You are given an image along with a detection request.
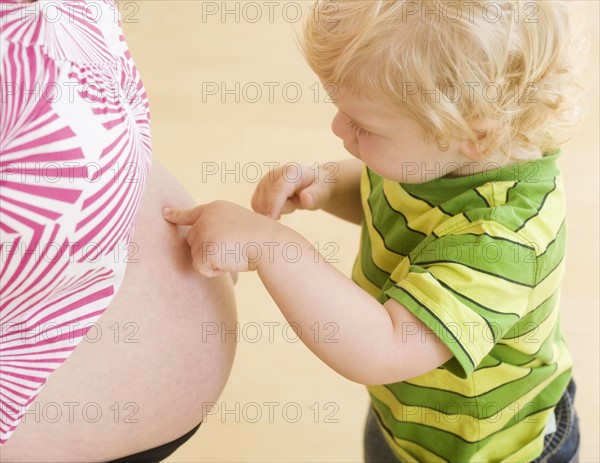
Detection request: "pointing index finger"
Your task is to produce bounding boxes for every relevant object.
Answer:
[162,205,204,226]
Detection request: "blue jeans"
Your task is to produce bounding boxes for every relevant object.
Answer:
[364,379,580,463]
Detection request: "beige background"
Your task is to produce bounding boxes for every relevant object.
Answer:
[120,2,599,461]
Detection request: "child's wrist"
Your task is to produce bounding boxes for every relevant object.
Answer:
[253,220,297,272]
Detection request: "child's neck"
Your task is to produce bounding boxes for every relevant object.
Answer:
[448,148,544,179]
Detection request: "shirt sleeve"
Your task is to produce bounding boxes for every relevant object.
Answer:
[382,225,539,378]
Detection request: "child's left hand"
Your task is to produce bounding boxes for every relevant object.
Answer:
[162,201,280,277]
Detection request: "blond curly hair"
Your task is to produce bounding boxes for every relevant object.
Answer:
[303,0,586,159]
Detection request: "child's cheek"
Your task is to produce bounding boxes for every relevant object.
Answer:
[359,140,383,175]
[358,138,385,174]
[360,138,404,181]
[343,140,361,160]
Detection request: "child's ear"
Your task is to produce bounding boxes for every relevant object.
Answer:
[460,138,483,161]
[459,118,499,160]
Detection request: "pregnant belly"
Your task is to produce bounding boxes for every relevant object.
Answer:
[1,162,237,462]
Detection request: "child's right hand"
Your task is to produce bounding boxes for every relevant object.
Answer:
[251,164,335,219]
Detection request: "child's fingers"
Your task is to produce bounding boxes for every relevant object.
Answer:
[191,255,227,278]
[298,189,318,210]
[162,206,204,226]
[251,183,268,216]
[298,180,331,211]
[250,185,261,213]
[265,175,299,219]
[280,195,301,215]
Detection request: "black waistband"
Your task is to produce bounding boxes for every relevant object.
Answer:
[106,421,202,463]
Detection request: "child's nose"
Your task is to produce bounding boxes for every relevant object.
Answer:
[331,111,351,140]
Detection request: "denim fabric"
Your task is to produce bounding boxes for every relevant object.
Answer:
[364,380,580,463]
[532,380,580,463]
[364,406,404,463]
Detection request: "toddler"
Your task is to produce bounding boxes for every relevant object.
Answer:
[164,1,584,461]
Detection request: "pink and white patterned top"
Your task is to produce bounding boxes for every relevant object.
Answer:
[0,0,151,443]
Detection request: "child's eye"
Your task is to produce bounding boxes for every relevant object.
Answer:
[347,119,371,137]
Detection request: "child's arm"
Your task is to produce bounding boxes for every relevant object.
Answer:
[257,223,453,385]
[321,158,363,224]
[251,158,363,225]
[163,202,452,385]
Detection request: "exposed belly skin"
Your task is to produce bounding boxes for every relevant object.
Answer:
[1,162,237,462]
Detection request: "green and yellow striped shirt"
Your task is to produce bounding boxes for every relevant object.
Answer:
[352,151,573,462]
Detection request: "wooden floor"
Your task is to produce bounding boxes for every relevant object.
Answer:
[120,2,599,461]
